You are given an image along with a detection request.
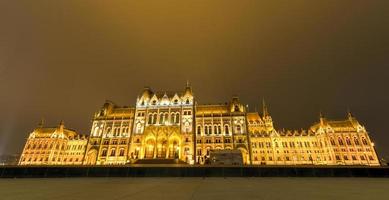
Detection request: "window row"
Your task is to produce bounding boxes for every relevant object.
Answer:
[148,112,180,125]
[196,125,243,135]
[330,137,369,146]
[101,148,126,157]
[102,140,127,145]
[335,155,375,161]
[21,156,81,163]
[26,143,65,150]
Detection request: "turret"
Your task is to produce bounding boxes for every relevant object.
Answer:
[184,81,193,96]
[230,96,244,112]
[58,120,65,132]
[262,99,269,117]
[141,86,153,99]
[319,112,325,126]
[261,99,274,129]
[38,118,45,128]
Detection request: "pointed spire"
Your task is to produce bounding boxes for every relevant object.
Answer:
[184,80,192,95]
[262,98,269,117]
[38,118,45,128]
[347,109,354,120]
[319,111,325,125]
[59,120,65,131]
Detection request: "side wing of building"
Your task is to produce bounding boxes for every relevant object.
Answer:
[195,96,250,164]
[84,101,135,165]
[19,121,88,165]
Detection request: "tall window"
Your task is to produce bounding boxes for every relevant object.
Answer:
[160,113,165,124]
[164,113,168,124]
[153,113,157,124]
[136,123,142,133]
[354,138,360,145]
[338,138,344,146]
[110,148,116,156]
[362,138,368,145]
[346,138,352,145]
[236,125,241,133]
[148,114,153,124]
[330,138,336,146]
[197,126,201,135]
[225,125,229,134]
[175,113,180,124]
[119,149,125,156]
[204,125,208,134]
[102,149,107,156]
[171,113,175,124]
[170,113,180,124]
[94,127,100,136]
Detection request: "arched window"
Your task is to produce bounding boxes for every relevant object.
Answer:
[225,125,229,134]
[354,138,360,145]
[204,125,208,134]
[234,105,239,112]
[214,126,218,134]
[119,149,125,156]
[101,149,107,156]
[362,138,368,145]
[106,127,111,134]
[153,113,157,124]
[160,113,165,124]
[218,126,222,134]
[330,138,336,146]
[197,126,201,134]
[136,123,142,133]
[148,114,153,124]
[208,126,212,134]
[164,113,168,123]
[94,127,99,136]
[123,127,129,134]
[346,138,352,145]
[338,138,344,146]
[110,148,116,156]
[186,99,190,104]
[175,113,180,124]
[236,125,241,133]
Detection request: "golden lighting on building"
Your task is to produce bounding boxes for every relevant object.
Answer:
[18,83,380,166]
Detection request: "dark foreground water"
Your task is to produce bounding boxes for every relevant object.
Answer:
[0,178,388,200]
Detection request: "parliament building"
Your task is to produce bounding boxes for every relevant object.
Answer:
[18,83,380,166]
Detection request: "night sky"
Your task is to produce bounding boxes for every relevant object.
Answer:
[1,1,388,158]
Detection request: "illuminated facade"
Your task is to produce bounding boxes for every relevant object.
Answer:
[19,83,380,166]
[248,110,379,166]
[19,121,88,165]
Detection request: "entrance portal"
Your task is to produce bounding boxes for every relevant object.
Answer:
[144,139,155,159]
